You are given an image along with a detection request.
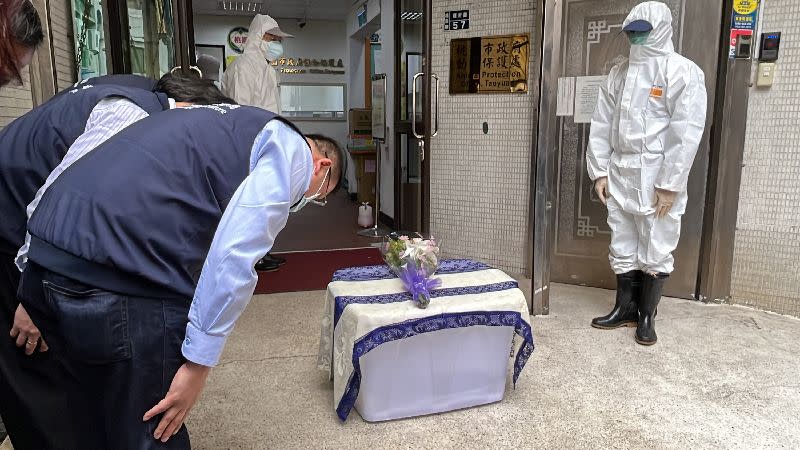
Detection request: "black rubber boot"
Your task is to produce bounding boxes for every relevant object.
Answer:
[591,270,643,329]
[636,273,668,345]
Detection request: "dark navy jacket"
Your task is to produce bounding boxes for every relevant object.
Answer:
[0,84,169,254]
[27,105,304,300]
[56,74,158,97]
[79,74,158,91]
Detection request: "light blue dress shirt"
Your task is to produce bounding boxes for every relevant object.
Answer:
[182,119,312,367]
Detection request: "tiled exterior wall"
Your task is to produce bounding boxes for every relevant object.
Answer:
[0,72,34,130]
[731,0,800,317]
[429,0,539,275]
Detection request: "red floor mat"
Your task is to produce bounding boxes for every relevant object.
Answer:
[254,247,383,294]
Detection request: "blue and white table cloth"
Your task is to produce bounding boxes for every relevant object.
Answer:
[317,259,535,421]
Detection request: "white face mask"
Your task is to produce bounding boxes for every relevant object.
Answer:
[289,169,329,213]
[266,41,284,61]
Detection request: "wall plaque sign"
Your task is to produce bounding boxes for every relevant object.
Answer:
[228,27,248,54]
[271,57,346,75]
[449,33,530,94]
[444,10,470,31]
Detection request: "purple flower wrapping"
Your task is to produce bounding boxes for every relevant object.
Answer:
[396,261,443,308]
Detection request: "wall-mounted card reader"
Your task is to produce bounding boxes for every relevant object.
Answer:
[759,32,781,62]
[735,33,753,59]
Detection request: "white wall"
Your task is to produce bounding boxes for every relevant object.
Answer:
[194,15,251,50]
[275,19,349,154]
[193,15,350,163]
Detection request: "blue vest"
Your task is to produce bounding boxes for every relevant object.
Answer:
[56,74,158,97]
[27,105,303,300]
[0,84,169,254]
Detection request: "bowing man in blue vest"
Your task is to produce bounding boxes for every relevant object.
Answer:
[16,103,342,448]
[0,73,231,449]
[59,73,160,96]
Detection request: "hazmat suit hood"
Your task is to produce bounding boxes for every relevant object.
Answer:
[243,14,291,60]
[222,13,287,111]
[623,1,675,61]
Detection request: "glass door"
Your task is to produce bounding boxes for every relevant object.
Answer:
[103,0,194,77]
[125,0,175,77]
[395,0,434,234]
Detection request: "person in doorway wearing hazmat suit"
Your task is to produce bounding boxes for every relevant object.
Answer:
[586,1,707,345]
[222,13,291,114]
[222,13,294,272]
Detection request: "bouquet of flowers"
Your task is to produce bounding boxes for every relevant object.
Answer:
[381,232,441,309]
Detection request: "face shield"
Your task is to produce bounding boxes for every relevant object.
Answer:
[622,19,654,46]
[626,30,652,45]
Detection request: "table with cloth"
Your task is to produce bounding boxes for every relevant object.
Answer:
[317,259,535,422]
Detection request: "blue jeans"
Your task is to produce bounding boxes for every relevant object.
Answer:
[18,262,192,449]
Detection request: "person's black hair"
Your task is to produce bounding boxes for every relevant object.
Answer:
[12,0,43,47]
[306,133,344,194]
[0,0,44,86]
[154,72,236,105]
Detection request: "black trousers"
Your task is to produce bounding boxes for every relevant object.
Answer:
[18,262,192,449]
[0,255,78,450]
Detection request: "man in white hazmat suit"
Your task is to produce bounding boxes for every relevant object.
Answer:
[222,13,293,272]
[586,1,707,345]
[222,14,291,113]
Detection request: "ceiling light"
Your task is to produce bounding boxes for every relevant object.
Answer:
[217,1,262,12]
[400,11,423,21]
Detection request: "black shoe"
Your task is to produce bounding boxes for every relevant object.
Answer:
[635,273,668,346]
[591,270,643,329]
[255,257,280,272]
[265,253,286,266]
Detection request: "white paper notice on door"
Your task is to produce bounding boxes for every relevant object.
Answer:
[573,75,607,123]
[556,77,575,117]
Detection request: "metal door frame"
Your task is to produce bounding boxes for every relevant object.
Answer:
[173,0,196,72]
[421,0,432,235]
[531,0,565,314]
[696,0,753,303]
[393,0,434,235]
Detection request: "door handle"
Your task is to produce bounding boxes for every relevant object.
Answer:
[431,73,439,138]
[412,72,424,139]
